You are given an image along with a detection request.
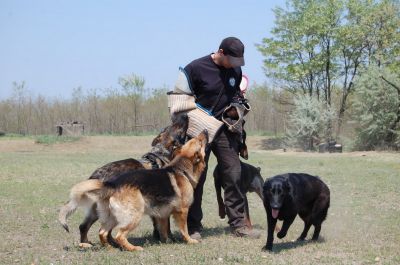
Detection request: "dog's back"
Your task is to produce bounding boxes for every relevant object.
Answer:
[287,173,330,203]
[90,159,145,181]
[104,168,177,206]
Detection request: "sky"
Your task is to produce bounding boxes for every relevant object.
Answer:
[0,0,286,100]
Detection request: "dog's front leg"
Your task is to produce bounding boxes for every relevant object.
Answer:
[244,196,252,228]
[277,215,296,239]
[151,217,161,241]
[155,217,170,243]
[262,207,277,251]
[172,209,198,244]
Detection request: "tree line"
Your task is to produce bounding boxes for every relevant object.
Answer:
[0,78,286,137]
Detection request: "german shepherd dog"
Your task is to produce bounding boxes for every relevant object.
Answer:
[214,162,264,228]
[262,173,330,251]
[75,114,189,247]
[59,130,208,251]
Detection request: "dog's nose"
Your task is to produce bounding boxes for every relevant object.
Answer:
[202,129,209,143]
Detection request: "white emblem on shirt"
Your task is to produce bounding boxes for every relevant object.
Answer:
[229,77,235,87]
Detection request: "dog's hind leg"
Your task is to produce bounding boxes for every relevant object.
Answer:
[172,209,198,244]
[110,191,145,251]
[298,221,312,241]
[79,203,98,247]
[244,196,252,228]
[114,222,143,251]
[214,167,226,219]
[111,209,143,251]
[310,195,330,240]
[277,215,295,239]
[311,224,321,240]
[99,218,118,248]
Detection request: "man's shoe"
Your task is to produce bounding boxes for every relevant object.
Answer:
[232,227,262,239]
[189,231,202,241]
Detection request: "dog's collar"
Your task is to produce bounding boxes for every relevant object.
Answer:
[140,143,171,169]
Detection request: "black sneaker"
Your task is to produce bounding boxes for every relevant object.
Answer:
[232,227,262,239]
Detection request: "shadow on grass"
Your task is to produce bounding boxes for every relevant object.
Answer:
[124,226,231,247]
[199,226,231,238]
[270,236,327,253]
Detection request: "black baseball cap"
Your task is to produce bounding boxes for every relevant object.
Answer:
[219,37,245,67]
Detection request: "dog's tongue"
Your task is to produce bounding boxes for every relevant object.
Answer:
[271,209,279,219]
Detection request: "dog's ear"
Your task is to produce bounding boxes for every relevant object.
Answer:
[151,126,169,146]
[283,178,291,193]
[257,167,261,173]
[171,113,189,144]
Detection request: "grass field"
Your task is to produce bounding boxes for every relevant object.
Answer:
[0,136,399,265]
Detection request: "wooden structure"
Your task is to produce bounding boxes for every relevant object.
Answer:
[56,121,84,136]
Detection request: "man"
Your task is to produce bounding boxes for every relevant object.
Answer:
[183,37,261,239]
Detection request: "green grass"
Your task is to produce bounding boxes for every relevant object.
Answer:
[0,137,399,264]
[34,135,82,145]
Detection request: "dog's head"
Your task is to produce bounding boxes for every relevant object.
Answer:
[151,114,189,159]
[178,130,209,179]
[263,176,291,219]
[247,166,264,200]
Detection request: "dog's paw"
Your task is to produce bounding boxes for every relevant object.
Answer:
[218,209,226,219]
[187,238,199,244]
[125,245,143,251]
[261,245,273,252]
[78,242,93,248]
[277,231,287,239]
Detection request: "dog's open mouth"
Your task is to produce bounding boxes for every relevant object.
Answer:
[271,208,279,219]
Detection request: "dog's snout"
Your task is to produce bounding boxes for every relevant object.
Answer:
[271,204,280,210]
[201,129,209,143]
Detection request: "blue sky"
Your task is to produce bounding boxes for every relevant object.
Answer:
[0,0,286,99]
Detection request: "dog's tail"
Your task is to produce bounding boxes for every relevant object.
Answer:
[58,179,103,233]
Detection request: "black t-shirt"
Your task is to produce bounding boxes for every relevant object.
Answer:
[184,54,242,119]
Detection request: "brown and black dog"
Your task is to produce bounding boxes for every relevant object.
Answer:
[213,161,264,228]
[59,130,208,251]
[75,114,189,247]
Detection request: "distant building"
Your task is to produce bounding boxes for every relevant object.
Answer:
[56,121,84,136]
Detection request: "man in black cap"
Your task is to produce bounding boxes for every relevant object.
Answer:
[183,37,261,239]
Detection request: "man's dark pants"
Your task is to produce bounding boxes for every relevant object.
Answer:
[187,128,246,232]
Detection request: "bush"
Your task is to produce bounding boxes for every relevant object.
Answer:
[286,95,335,151]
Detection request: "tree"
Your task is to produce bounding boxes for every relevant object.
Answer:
[118,73,145,131]
[257,0,343,105]
[352,64,400,149]
[335,0,400,135]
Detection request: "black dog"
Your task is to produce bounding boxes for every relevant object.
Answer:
[214,162,264,228]
[262,173,330,251]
